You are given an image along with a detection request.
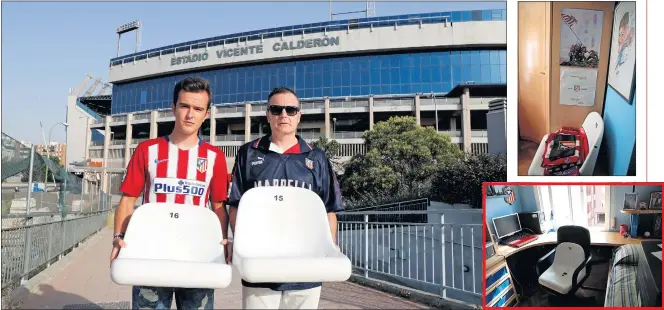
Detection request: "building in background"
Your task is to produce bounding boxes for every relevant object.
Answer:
[35,142,67,165]
[66,9,507,181]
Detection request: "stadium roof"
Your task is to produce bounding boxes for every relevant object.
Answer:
[78,95,112,116]
[443,83,506,97]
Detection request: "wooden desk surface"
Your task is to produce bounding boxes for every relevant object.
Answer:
[494,231,644,257]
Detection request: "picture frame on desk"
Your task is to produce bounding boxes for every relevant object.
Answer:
[649,191,661,210]
[623,192,637,210]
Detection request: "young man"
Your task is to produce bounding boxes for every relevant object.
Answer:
[226,87,344,309]
[109,77,229,310]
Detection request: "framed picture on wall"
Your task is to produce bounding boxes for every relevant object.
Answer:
[607,1,636,102]
[623,192,637,210]
[649,191,662,210]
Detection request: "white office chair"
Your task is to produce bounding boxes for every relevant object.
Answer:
[110,203,233,289]
[528,111,604,176]
[536,225,600,306]
[232,186,352,283]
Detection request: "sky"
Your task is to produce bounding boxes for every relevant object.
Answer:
[1,1,506,145]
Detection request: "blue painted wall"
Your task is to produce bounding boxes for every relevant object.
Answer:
[485,186,523,237]
[602,85,636,176]
[517,186,538,212]
[610,185,661,232]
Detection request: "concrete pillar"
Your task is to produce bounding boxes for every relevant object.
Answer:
[414,95,421,125]
[124,114,133,168]
[461,87,472,153]
[102,115,111,192]
[209,106,216,144]
[84,118,92,161]
[324,98,331,139]
[369,96,374,130]
[450,117,457,132]
[244,103,252,142]
[150,111,158,138]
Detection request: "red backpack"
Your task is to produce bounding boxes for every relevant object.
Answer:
[540,127,589,176]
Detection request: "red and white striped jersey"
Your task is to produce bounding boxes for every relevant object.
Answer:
[119,136,228,208]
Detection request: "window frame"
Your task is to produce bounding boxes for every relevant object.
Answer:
[533,185,611,232]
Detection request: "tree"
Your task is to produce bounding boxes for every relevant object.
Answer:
[341,116,464,207]
[431,153,507,208]
[312,136,343,172]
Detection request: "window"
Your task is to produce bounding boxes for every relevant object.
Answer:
[535,185,610,231]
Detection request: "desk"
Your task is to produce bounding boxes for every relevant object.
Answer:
[494,231,644,258]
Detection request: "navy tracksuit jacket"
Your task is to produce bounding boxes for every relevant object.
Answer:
[228,134,344,291]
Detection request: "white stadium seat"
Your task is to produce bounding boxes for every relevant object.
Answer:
[232,186,352,283]
[110,203,233,289]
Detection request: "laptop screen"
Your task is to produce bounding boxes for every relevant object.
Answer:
[493,213,522,239]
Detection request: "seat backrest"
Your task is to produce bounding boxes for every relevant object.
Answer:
[580,112,604,174]
[552,242,587,269]
[234,186,334,257]
[117,203,225,263]
[556,225,591,259]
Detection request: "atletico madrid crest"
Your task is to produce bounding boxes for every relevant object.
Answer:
[504,186,515,205]
[197,158,208,173]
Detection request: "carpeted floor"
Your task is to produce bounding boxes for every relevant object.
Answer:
[517,262,608,307]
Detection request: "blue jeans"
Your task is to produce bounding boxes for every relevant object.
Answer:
[132,286,214,309]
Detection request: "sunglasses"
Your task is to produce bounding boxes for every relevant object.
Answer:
[268,105,300,116]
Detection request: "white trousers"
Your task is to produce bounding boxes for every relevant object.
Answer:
[242,286,322,309]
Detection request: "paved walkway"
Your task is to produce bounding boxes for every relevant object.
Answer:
[18,228,430,309]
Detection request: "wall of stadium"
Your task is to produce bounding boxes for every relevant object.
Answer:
[108,21,506,115]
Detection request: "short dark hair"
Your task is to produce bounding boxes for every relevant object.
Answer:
[620,12,629,29]
[173,77,212,109]
[267,87,298,103]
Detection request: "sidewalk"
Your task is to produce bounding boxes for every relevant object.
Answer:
[18,228,429,309]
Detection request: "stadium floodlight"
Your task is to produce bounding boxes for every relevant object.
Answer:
[116,20,140,34]
[116,20,142,57]
[330,0,375,21]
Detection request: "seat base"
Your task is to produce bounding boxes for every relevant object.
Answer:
[538,265,587,295]
[111,258,233,289]
[234,255,352,283]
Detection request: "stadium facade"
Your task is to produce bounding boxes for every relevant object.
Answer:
[66,10,507,183]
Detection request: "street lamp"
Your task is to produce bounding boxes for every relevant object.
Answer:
[431,92,438,132]
[332,118,337,139]
[44,122,69,187]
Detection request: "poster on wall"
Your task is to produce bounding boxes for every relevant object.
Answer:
[560,67,597,106]
[607,2,636,102]
[559,8,604,106]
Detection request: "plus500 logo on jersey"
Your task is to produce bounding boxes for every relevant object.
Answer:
[153,178,207,196]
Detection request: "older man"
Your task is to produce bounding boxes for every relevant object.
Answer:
[226,86,343,309]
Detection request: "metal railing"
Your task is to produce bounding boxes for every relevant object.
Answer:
[109,14,455,66]
[330,100,369,109]
[336,209,482,305]
[1,211,110,290]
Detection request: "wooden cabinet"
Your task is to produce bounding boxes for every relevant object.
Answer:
[518,2,615,143]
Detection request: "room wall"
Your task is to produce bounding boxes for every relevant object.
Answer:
[610,185,661,232]
[517,186,538,212]
[601,87,636,176]
[485,186,523,238]
[600,1,637,176]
